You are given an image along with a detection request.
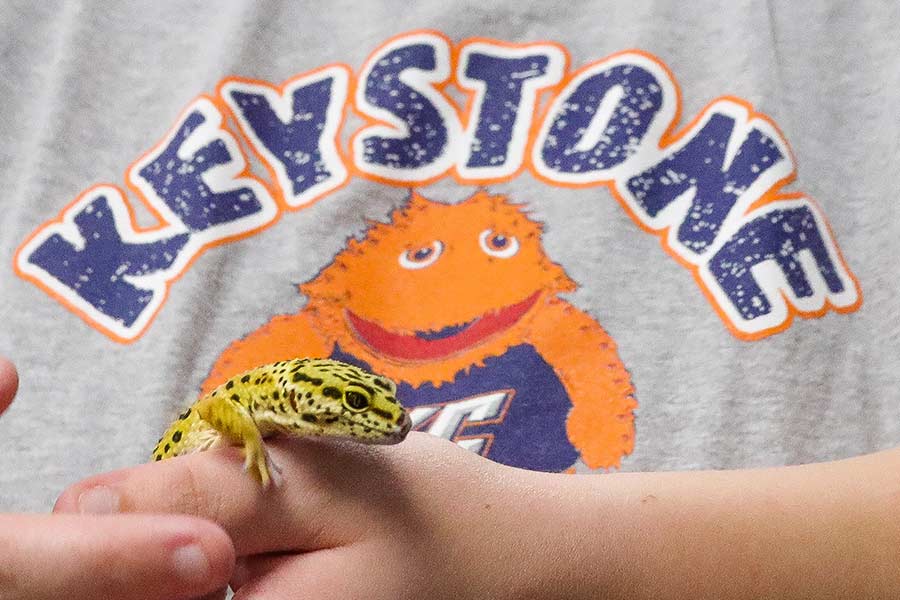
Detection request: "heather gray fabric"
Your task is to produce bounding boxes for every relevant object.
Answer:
[1,0,899,512]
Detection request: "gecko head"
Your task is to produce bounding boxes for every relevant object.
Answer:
[300,359,411,444]
[336,377,411,444]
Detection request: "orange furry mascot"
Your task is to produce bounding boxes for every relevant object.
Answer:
[204,191,636,469]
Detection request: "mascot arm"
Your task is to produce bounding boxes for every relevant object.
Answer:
[527,298,637,470]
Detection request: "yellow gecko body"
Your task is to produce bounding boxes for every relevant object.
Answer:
[152,358,411,487]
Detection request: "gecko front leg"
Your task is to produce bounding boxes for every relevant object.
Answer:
[193,395,279,488]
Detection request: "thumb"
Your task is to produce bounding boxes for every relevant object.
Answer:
[0,356,18,416]
[0,513,234,600]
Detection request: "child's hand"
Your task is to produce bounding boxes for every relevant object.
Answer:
[0,357,234,600]
[56,418,900,599]
[55,432,571,599]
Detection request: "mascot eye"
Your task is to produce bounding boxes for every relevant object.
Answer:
[344,390,370,412]
[479,229,519,258]
[399,241,443,269]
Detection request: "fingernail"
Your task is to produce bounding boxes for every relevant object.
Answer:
[171,543,211,583]
[77,485,120,514]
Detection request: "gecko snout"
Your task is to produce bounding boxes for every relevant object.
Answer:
[398,412,412,437]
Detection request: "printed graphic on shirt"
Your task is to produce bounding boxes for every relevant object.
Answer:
[14,30,861,345]
[201,191,636,472]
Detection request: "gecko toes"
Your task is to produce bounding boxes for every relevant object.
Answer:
[267,455,284,487]
[243,444,274,489]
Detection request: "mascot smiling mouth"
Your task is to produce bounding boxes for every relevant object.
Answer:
[346,291,541,361]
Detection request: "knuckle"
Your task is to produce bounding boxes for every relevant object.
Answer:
[170,457,225,523]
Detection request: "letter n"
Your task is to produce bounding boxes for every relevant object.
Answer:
[620,100,794,260]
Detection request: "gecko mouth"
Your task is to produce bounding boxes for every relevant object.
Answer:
[344,414,411,444]
[345,291,540,361]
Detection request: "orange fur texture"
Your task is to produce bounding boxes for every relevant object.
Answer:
[204,191,636,469]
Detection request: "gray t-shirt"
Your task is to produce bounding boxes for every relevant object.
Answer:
[2,0,898,512]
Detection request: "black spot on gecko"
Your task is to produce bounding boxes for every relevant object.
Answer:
[289,393,299,412]
[241,375,251,384]
[307,398,314,406]
[371,407,393,421]
[292,372,323,386]
[321,386,342,400]
[226,380,234,390]
[374,378,392,391]
[179,408,192,420]
[384,396,398,405]
[164,443,170,452]
[231,394,241,402]
[155,454,162,461]
[325,416,339,424]
[301,413,318,423]
[172,430,182,443]
[273,391,280,401]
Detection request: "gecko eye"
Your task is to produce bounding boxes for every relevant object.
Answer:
[344,390,370,412]
[479,229,519,258]
[399,241,443,269]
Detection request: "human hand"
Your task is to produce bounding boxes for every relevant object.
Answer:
[54,432,583,599]
[0,356,18,415]
[54,403,900,600]
[0,357,235,600]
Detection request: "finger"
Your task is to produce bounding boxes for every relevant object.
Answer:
[231,543,410,600]
[228,553,300,592]
[192,588,228,600]
[56,436,430,556]
[0,356,19,416]
[55,442,353,556]
[0,513,234,600]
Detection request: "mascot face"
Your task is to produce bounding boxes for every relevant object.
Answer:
[301,191,575,381]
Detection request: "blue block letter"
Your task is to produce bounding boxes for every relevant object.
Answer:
[625,104,791,256]
[704,201,859,334]
[535,57,667,182]
[17,188,189,340]
[457,43,564,179]
[130,98,277,234]
[353,32,462,182]
[221,66,349,207]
